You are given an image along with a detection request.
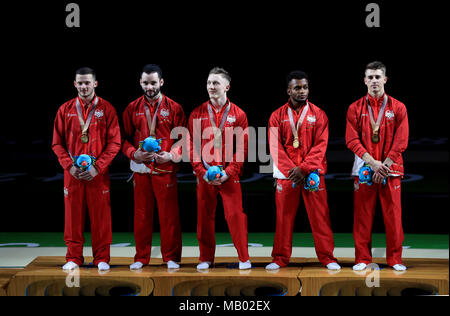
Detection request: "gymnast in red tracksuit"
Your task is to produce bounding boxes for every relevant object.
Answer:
[267,70,340,271]
[52,67,121,271]
[122,64,186,270]
[188,67,251,270]
[346,61,409,271]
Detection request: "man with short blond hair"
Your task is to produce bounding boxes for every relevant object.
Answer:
[188,67,251,270]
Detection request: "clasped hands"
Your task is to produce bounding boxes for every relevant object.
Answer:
[288,167,305,186]
[70,165,98,181]
[370,160,391,184]
[205,171,229,186]
[133,148,173,164]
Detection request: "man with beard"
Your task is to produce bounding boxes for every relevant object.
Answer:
[188,67,251,270]
[266,70,340,271]
[52,67,121,271]
[346,61,409,271]
[122,64,186,270]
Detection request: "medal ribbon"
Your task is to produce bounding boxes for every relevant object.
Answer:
[140,95,171,174]
[143,94,163,137]
[366,94,388,138]
[287,102,309,145]
[205,100,231,167]
[75,96,99,137]
[207,100,231,143]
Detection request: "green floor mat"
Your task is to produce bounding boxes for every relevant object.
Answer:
[0,232,448,249]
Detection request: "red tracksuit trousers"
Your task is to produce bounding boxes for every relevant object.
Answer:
[353,176,404,266]
[196,177,250,263]
[133,172,182,264]
[64,171,112,266]
[272,177,337,267]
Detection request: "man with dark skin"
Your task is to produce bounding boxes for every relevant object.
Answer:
[267,71,339,270]
[287,78,309,185]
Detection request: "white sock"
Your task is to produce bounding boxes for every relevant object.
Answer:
[326,262,341,270]
[239,260,252,270]
[130,262,144,270]
[167,260,180,269]
[97,262,110,271]
[265,263,281,270]
[62,261,79,271]
[392,264,407,271]
[352,263,367,271]
[196,262,211,270]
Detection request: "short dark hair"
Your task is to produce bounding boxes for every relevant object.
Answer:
[142,64,163,79]
[75,67,96,80]
[209,67,231,83]
[286,70,308,87]
[366,61,386,75]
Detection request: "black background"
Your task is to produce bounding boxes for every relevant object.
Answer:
[0,1,448,234]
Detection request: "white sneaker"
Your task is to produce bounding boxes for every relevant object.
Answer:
[326,262,341,270]
[167,260,180,269]
[265,263,281,270]
[239,260,251,270]
[62,261,79,271]
[196,262,211,270]
[97,262,110,271]
[352,263,368,271]
[130,261,144,270]
[392,264,407,271]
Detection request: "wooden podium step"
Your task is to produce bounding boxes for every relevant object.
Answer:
[1,256,448,296]
[295,258,449,296]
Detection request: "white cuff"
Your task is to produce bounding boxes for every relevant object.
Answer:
[130,160,151,173]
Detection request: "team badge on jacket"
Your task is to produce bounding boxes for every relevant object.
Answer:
[307,115,316,123]
[160,108,170,118]
[227,115,236,124]
[94,110,104,118]
[385,110,395,120]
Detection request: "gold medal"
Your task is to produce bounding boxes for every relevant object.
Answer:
[367,95,387,146]
[81,133,89,144]
[371,133,380,144]
[288,104,309,151]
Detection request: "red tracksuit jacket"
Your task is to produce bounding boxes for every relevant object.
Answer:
[269,100,329,177]
[346,94,409,176]
[188,100,248,179]
[52,96,121,173]
[122,95,187,172]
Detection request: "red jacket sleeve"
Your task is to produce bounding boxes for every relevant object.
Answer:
[188,110,207,179]
[268,110,296,177]
[121,104,138,160]
[387,102,409,162]
[169,103,188,162]
[224,111,248,178]
[93,105,121,174]
[299,109,329,175]
[345,102,368,158]
[52,105,74,171]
